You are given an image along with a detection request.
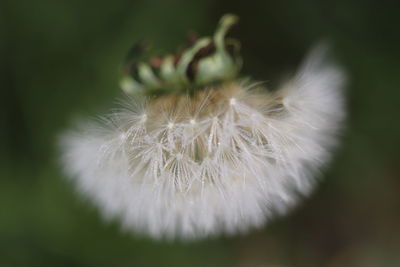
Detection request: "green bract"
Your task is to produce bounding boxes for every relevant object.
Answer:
[120,14,242,96]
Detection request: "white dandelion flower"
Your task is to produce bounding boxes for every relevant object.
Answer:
[60,14,346,240]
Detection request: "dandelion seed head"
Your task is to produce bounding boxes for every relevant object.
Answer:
[61,47,345,240]
[59,15,346,240]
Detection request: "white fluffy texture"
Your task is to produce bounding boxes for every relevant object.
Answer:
[60,47,345,240]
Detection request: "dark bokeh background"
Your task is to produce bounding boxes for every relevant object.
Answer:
[1,0,400,266]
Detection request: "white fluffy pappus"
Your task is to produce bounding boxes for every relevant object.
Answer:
[60,46,346,240]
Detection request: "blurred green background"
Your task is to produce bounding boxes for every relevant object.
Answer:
[1,0,400,266]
